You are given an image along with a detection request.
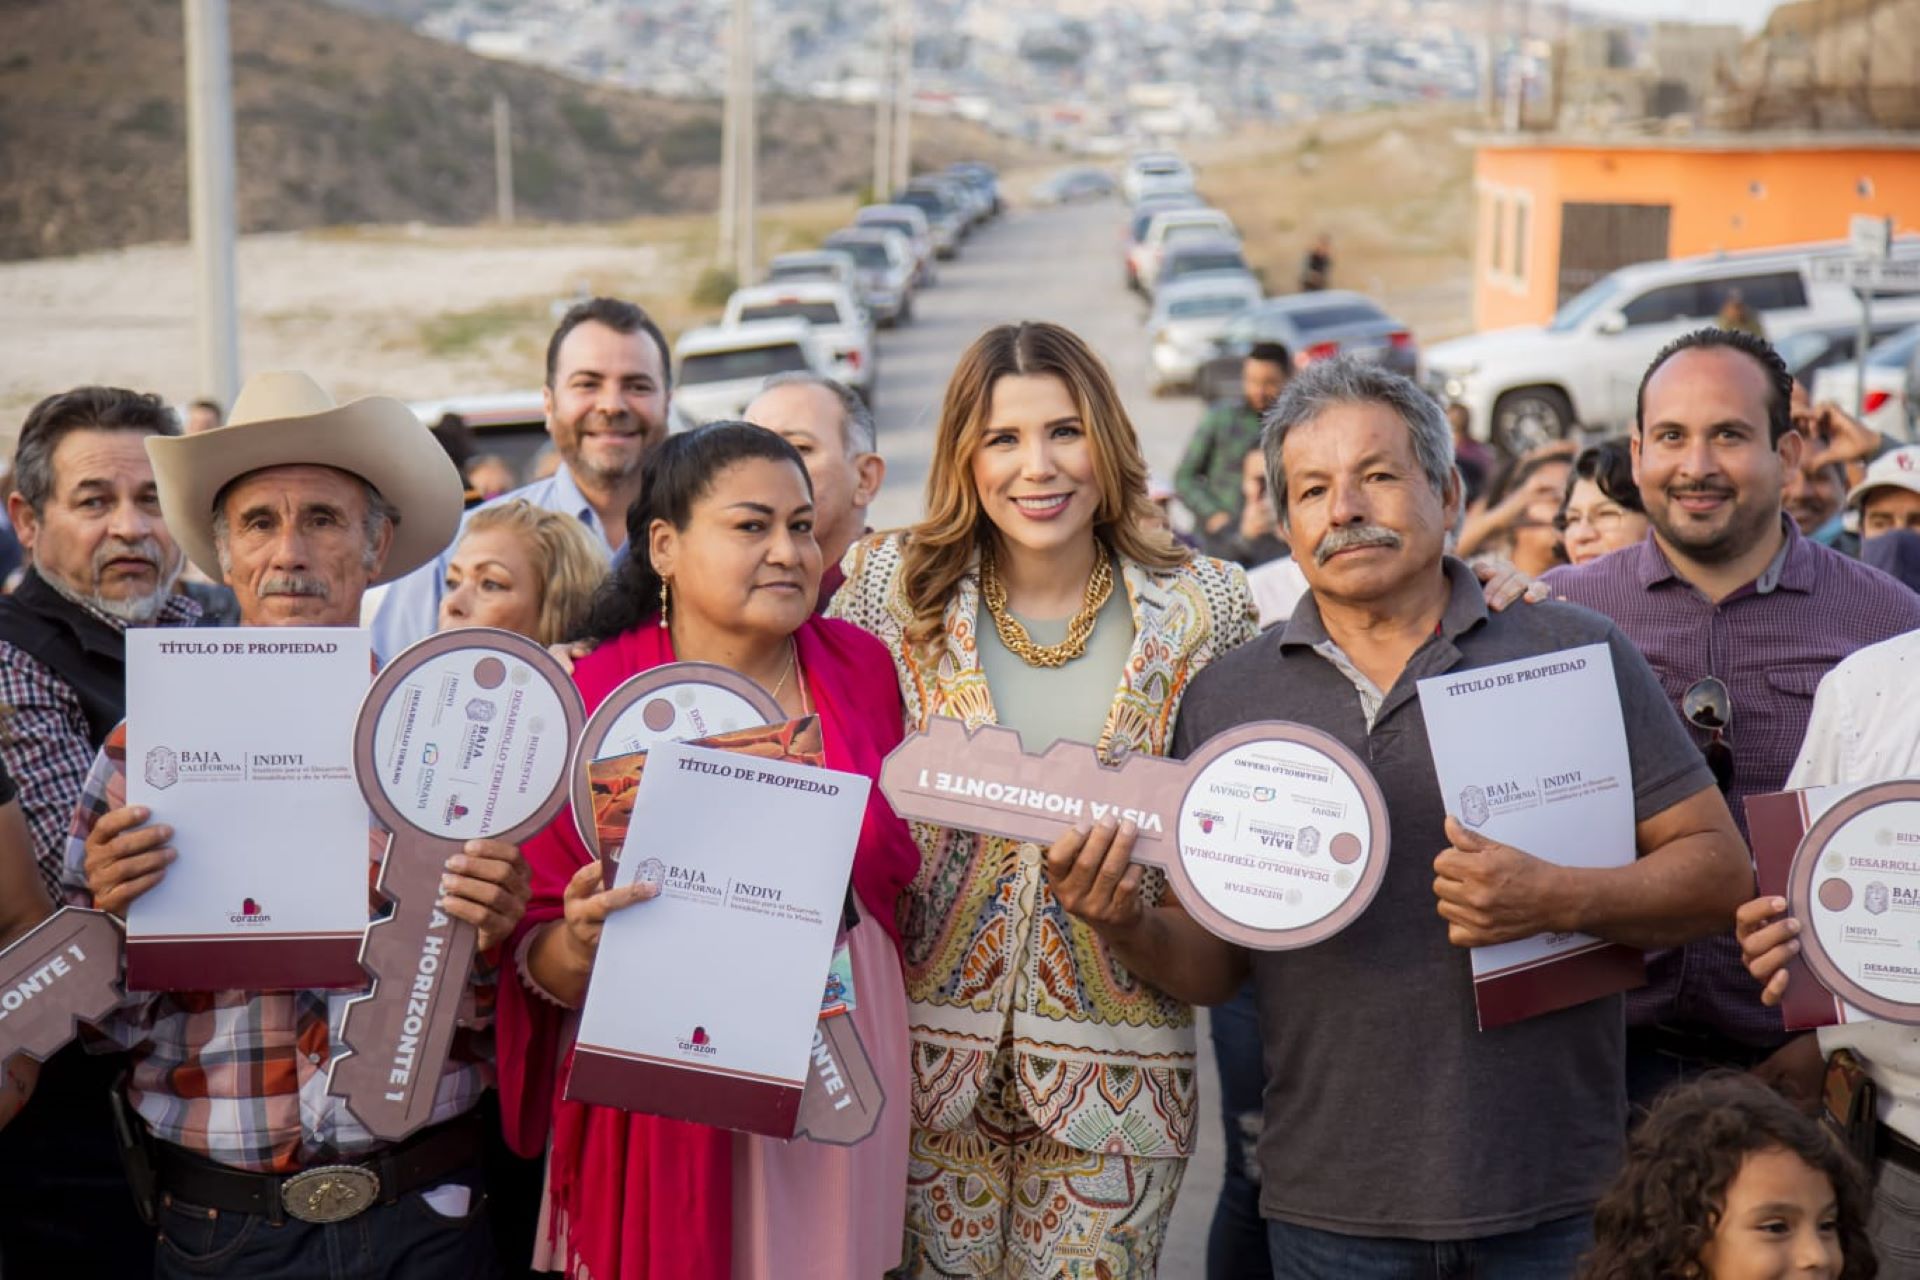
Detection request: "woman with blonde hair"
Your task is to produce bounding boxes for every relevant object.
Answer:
[438,498,609,646]
[831,321,1258,1276]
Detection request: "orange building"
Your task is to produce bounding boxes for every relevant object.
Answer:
[1469,134,1920,330]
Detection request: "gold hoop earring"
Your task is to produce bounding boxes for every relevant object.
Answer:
[658,577,670,629]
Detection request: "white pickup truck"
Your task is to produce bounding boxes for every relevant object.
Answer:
[722,282,877,405]
[1426,240,1920,451]
[673,320,832,427]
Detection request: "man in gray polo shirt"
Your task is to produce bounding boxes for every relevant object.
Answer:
[1046,358,1750,1278]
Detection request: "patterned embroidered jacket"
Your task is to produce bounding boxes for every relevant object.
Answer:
[830,532,1258,1158]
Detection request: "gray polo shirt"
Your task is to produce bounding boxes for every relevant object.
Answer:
[1172,557,1715,1240]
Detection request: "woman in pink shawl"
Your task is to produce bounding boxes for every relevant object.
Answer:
[495,423,919,1279]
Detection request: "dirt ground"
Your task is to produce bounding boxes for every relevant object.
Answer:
[0,196,858,443]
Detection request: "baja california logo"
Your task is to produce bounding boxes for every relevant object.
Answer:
[1867,881,1891,916]
[228,896,271,925]
[1296,825,1322,858]
[1460,785,1490,828]
[465,698,496,724]
[144,746,178,791]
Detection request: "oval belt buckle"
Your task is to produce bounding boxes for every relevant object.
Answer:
[280,1164,381,1224]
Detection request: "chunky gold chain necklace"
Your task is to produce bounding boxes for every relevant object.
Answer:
[980,548,1115,669]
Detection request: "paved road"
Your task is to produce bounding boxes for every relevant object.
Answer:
[857,197,1232,1276]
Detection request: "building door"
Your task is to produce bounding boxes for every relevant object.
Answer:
[1557,203,1672,308]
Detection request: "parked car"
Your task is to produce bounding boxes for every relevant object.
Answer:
[1773,318,1920,384]
[892,186,964,258]
[823,228,916,325]
[673,320,830,426]
[765,249,860,292]
[1149,236,1253,298]
[1147,275,1264,395]
[1034,165,1117,205]
[947,163,1003,219]
[1121,193,1206,286]
[1425,239,1920,451]
[918,173,988,228]
[1123,152,1195,205]
[1194,292,1418,404]
[1810,323,1920,442]
[406,391,547,479]
[721,281,876,404]
[854,204,937,286]
[1128,207,1239,296]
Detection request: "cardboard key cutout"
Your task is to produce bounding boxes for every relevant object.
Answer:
[568,662,784,878]
[1787,780,1920,1025]
[329,629,584,1140]
[0,908,124,1073]
[882,718,1391,950]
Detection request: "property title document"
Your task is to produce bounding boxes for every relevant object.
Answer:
[1418,642,1645,1029]
[124,628,372,991]
[568,740,869,1138]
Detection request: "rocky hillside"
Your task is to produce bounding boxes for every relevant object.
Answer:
[1711,0,1920,129]
[0,0,1026,261]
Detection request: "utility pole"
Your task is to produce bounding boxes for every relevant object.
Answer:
[1481,0,1502,123]
[890,0,912,192]
[184,0,239,408]
[492,93,515,225]
[717,12,739,269]
[872,21,893,199]
[732,0,756,285]
[718,0,755,278]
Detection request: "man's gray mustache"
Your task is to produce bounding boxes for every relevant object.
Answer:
[259,574,329,598]
[91,537,161,578]
[1314,525,1403,566]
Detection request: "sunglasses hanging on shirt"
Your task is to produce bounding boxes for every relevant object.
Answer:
[1681,675,1734,794]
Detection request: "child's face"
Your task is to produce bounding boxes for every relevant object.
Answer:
[1699,1148,1843,1280]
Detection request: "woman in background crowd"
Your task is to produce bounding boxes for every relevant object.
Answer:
[496,423,918,1280]
[1457,444,1574,577]
[1558,439,1650,567]
[438,499,608,646]
[831,321,1258,1277]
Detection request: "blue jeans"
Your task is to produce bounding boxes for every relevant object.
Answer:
[1208,982,1270,1280]
[1266,1212,1594,1280]
[154,1166,500,1279]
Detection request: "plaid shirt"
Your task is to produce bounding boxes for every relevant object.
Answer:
[1545,518,1920,1046]
[63,724,496,1173]
[0,590,199,899]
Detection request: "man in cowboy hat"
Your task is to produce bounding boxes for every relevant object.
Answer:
[60,372,530,1278]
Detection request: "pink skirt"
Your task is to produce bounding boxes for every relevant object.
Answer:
[732,912,911,1279]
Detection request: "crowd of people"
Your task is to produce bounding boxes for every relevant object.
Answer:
[0,286,1918,1280]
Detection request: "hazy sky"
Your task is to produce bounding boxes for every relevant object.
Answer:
[1575,0,1788,30]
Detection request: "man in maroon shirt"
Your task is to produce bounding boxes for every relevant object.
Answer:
[1546,327,1920,1111]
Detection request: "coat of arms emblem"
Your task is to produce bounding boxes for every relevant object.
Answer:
[144,746,178,791]
[1460,785,1489,827]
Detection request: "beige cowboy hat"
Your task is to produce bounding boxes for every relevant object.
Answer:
[148,370,463,585]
